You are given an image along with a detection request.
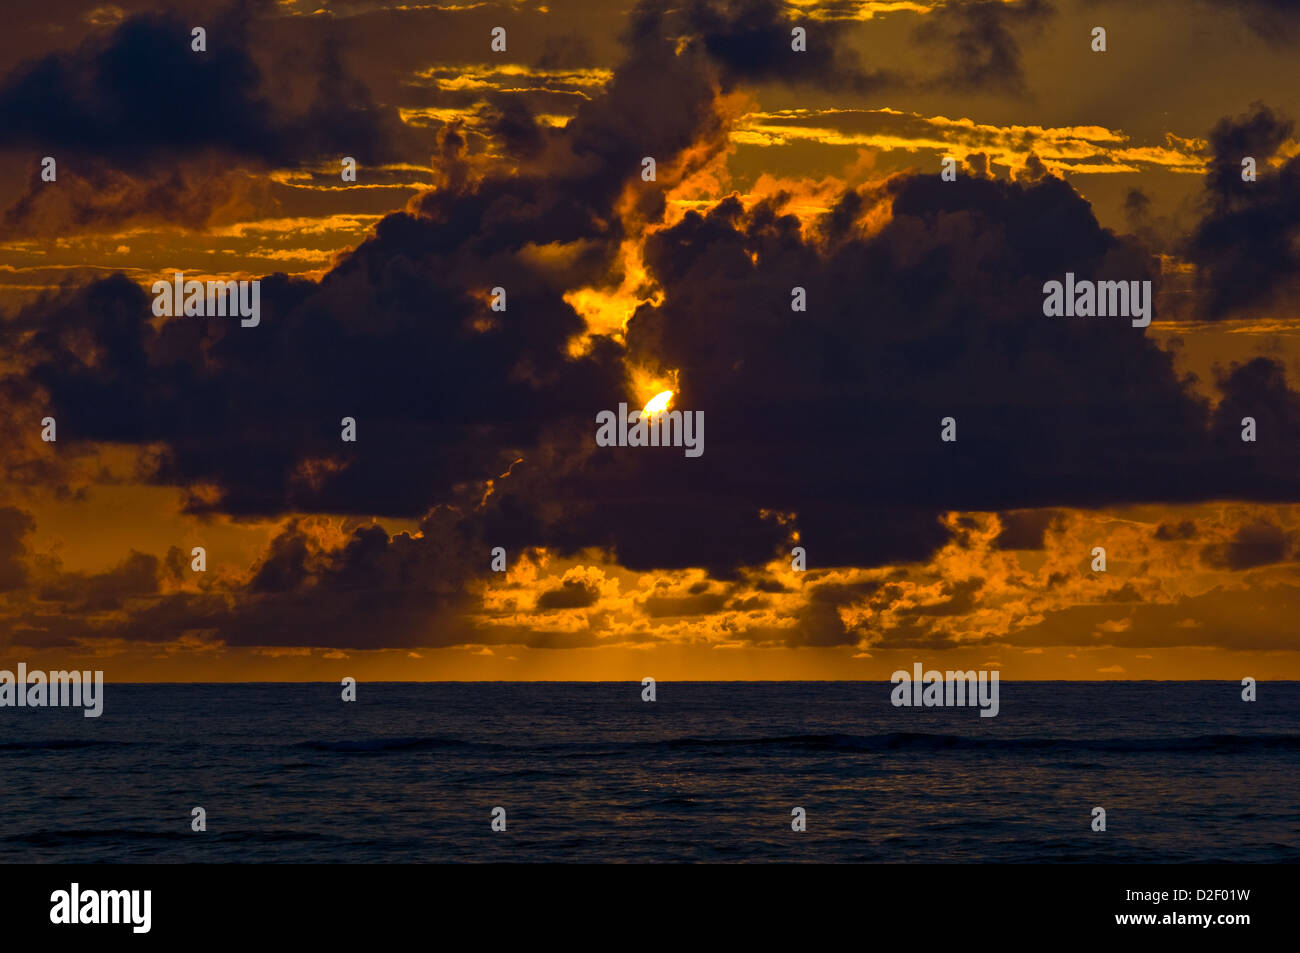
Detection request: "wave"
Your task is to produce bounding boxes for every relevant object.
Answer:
[0,739,126,752]
[286,731,1300,757]
[296,736,478,753]
[654,731,1300,754]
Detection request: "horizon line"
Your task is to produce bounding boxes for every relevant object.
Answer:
[20,678,1295,685]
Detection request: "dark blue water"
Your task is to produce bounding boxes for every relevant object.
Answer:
[1,682,1296,862]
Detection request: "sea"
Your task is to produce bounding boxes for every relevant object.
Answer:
[1,681,1296,863]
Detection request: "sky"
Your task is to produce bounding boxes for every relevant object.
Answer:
[2,0,1300,681]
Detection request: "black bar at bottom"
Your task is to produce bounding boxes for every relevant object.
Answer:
[0,862,1285,941]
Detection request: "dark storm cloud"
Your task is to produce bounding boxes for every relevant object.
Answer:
[0,541,171,650]
[1,162,266,236]
[913,0,1053,97]
[741,575,883,648]
[0,8,414,168]
[1208,357,1300,494]
[643,590,728,616]
[1094,581,1142,603]
[5,0,765,607]
[7,1,745,527]
[675,0,898,93]
[672,0,1044,97]
[901,578,985,617]
[15,510,488,652]
[247,523,314,594]
[15,266,620,519]
[35,550,160,612]
[790,590,854,647]
[537,578,602,610]
[0,3,423,236]
[1186,104,1300,318]
[1154,520,1198,541]
[616,166,1300,561]
[21,148,1300,598]
[487,98,547,161]
[1200,519,1297,570]
[996,509,1063,549]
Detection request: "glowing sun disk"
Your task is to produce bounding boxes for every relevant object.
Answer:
[643,390,673,417]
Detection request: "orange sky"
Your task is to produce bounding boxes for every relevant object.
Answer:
[3,0,1300,679]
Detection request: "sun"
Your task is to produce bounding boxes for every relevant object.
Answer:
[643,389,673,417]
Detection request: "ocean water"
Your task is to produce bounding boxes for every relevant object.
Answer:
[1,681,1296,863]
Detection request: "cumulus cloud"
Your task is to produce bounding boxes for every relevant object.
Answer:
[1187,103,1300,318]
